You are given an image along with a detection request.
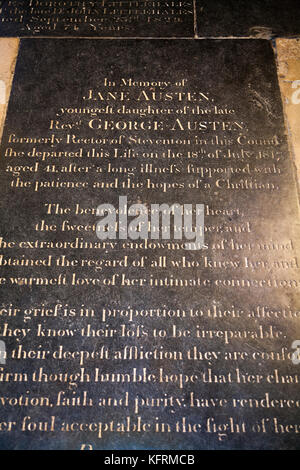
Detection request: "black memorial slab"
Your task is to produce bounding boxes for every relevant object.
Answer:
[0,0,194,37]
[0,39,300,450]
[196,0,300,38]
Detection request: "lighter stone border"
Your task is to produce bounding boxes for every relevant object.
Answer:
[0,38,19,143]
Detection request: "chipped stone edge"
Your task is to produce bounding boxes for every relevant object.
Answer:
[275,38,300,191]
[0,38,20,144]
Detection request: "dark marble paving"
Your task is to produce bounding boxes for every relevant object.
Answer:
[196,0,300,38]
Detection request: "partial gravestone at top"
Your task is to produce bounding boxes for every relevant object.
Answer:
[196,0,300,38]
[0,0,195,37]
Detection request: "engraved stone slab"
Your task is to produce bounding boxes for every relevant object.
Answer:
[0,39,300,450]
[196,1,300,38]
[0,0,194,37]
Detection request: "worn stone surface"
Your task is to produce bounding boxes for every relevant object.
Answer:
[0,39,299,450]
[276,39,300,184]
[2,1,300,39]
[0,0,194,37]
[196,1,300,38]
[0,38,19,142]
